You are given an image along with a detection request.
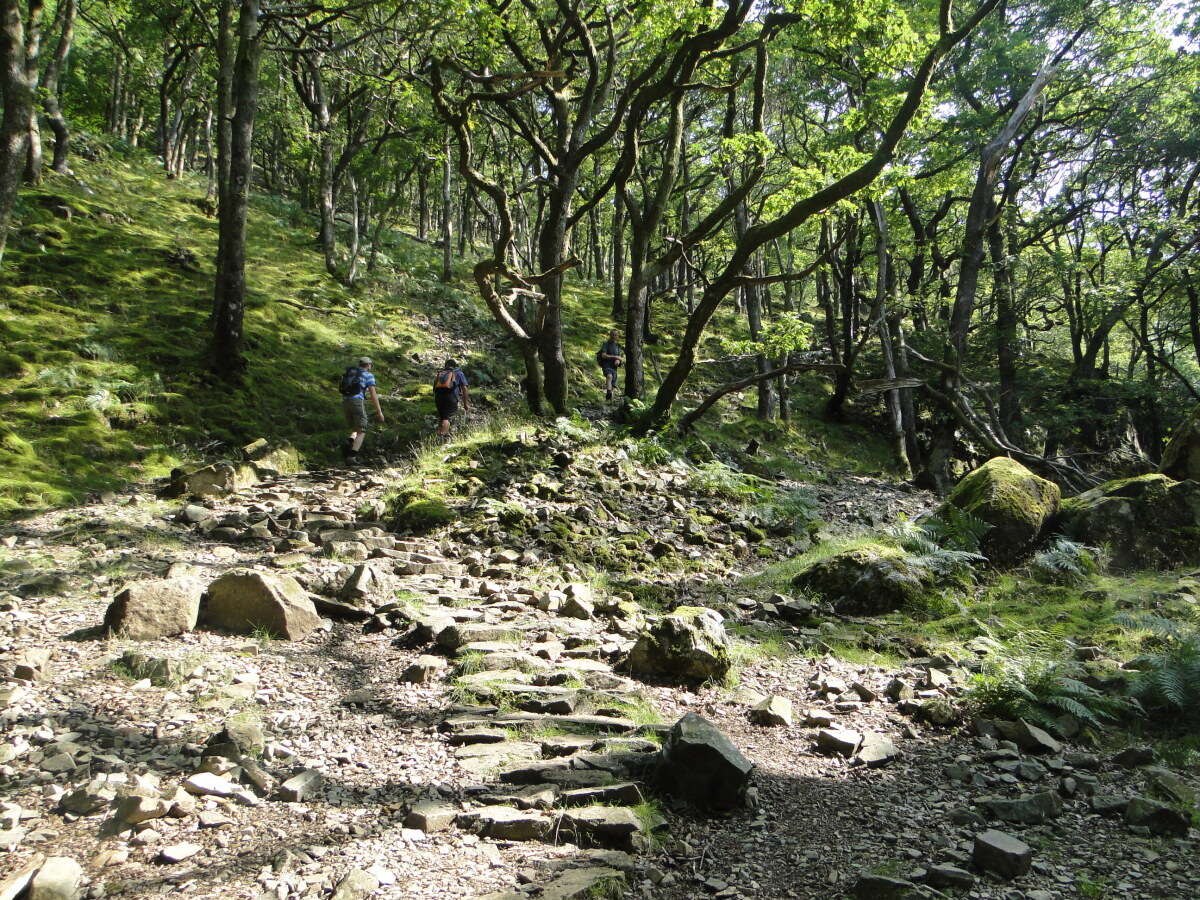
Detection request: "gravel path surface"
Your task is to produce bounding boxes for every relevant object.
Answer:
[0,461,1195,900]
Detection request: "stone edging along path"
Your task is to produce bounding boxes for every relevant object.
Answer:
[0,457,1198,900]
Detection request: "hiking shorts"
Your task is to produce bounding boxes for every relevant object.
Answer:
[343,397,368,431]
[434,388,458,422]
[601,364,618,384]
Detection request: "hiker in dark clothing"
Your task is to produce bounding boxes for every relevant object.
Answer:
[433,358,469,437]
[598,329,622,401]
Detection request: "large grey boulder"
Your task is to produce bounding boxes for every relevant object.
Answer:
[104,577,204,640]
[941,457,1059,567]
[625,607,731,682]
[791,543,935,616]
[30,856,83,900]
[204,569,321,640]
[1124,796,1190,836]
[1060,474,1200,569]
[656,712,753,811]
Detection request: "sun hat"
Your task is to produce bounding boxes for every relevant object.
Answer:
[358,356,372,366]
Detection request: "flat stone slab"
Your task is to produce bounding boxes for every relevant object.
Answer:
[540,867,625,900]
[559,806,644,840]
[183,773,236,797]
[539,735,597,756]
[454,741,541,761]
[749,695,793,727]
[559,782,645,807]
[491,713,636,734]
[437,624,526,650]
[447,728,509,746]
[459,806,553,841]
[477,784,559,810]
[276,769,324,802]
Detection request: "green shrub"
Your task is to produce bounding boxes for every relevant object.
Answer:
[1031,537,1105,585]
[890,513,987,586]
[1117,613,1200,732]
[966,633,1131,736]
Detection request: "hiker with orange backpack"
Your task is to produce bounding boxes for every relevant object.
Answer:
[433,359,469,438]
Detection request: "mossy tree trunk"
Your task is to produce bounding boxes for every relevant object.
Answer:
[40,0,73,175]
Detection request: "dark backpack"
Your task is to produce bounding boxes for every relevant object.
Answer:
[595,348,605,366]
[434,368,456,391]
[338,366,364,397]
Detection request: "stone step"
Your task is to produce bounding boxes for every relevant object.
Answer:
[456,805,553,841]
[490,713,638,734]
[559,782,645,807]
[445,727,509,746]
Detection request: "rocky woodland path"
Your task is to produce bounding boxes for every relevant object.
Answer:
[0,451,1196,900]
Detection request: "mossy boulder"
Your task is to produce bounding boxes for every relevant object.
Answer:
[791,543,935,616]
[1060,474,1200,569]
[942,457,1060,567]
[242,439,301,477]
[625,606,731,682]
[390,495,454,534]
[1158,406,1200,481]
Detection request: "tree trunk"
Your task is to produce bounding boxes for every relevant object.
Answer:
[441,127,453,282]
[210,0,263,381]
[611,191,625,319]
[345,173,361,286]
[0,0,38,263]
[417,164,429,240]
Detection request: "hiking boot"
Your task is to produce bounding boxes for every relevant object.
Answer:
[605,390,612,401]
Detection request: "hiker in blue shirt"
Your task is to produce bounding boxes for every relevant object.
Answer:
[433,358,469,438]
[341,356,383,461]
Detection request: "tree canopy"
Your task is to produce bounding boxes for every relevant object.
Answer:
[2,0,1198,487]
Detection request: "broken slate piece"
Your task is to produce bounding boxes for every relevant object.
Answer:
[277,769,324,802]
[854,733,901,768]
[972,829,1032,879]
[852,872,919,899]
[748,695,793,727]
[158,843,203,863]
[183,772,236,797]
[403,801,458,833]
[816,728,862,757]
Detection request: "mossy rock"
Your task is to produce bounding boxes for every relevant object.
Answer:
[1060,474,1200,569]
[390,496,455,534]
[0,430,35,459]
[942,457,1060,567]
[626,606,731,682]
[791,543,936,616]
[1158,404,1200,481]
